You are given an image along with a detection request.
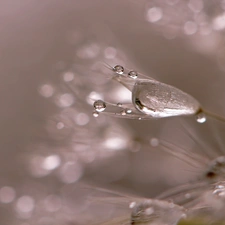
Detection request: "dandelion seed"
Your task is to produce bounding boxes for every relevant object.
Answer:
[92,64,225,123]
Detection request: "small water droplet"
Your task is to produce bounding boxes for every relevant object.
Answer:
[128,71,138,79]
[121,110,126,116]
[113,65,124,75]
[117,102,123,107]
[126,109,132,114]
[196,111,206,123]
[93,100,106,112]
[92,111,99,117]
[138,117,142,120]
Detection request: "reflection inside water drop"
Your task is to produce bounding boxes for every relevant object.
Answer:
[196,111,206,123]
[93,100,106,112]
[128,71,138,79]
[113,65,124,74]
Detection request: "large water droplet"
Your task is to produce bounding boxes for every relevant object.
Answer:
[113,65,124,75]
[93,100,106,112]
[132,80,200,118]
[196,111,207,123]
[128,71,138,79]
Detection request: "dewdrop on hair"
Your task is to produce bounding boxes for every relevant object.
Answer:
[93,64,225,123]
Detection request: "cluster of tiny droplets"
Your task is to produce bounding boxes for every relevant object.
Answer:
[92,65,138,117]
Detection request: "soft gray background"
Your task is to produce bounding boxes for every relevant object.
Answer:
[1,0,225,224]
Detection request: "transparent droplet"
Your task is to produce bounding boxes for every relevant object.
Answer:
[113,65,124,75]
[125,109,132,114]
[128,71,138,79]
[121,110,127,116]
[117,102,123,107]
[92,111,99,117]
[196,111,206,123]
[93,100,106,112]
[132,80,200,118]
